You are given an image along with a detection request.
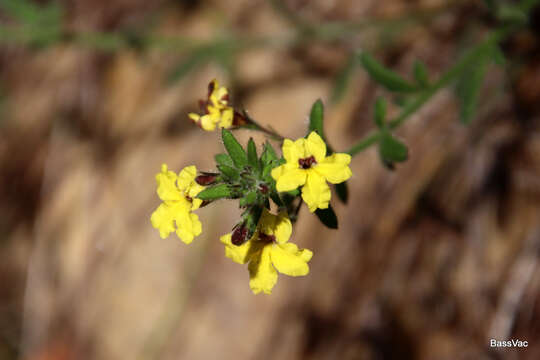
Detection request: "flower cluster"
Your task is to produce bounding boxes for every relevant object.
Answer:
[188,79,234,131]
[151,80,352,294]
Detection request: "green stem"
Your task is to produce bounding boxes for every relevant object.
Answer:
[346,25,517,157]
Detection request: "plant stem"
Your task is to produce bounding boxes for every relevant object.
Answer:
[346,25,518,157]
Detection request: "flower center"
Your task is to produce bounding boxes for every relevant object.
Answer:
[259,232,276,243]
[298,155,317,169]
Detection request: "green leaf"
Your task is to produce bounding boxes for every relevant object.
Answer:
[308,99,325,138]
[374,97,386,129]
[497,5,527,24]
[489,45,506,66]
[239,191,257,207]
[379,131,408,163]
[247,138,259,170]
[456,57,488,125]
[360,53,418,92]
[315,206,338,229]
[215,153,234,168]
[0,0,43,24]
[222,129,248,168]
[331,53,358,104]
[334,182,348,204]
[197,184,232,200]
[218,165,239,181]
[413,60,430,87]
[260,141,278,164]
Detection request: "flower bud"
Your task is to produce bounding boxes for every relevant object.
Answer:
[195,173,218,186]
[231,225,248,246]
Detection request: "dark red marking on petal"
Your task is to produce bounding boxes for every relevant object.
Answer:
[298,156,317,169]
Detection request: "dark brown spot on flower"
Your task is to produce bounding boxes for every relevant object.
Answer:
[298,155,317,169]
[222,94,229,102]
[259,232,276,243]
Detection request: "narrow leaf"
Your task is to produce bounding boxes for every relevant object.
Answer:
[456,58,488,125]
[331,54,358,104]
[379,131,408,163]
[334,182,349,204]
[222,129,248,168]
[218,165,239,181]
[308,99,324,138]
[413,60,430,87]
[374,97,387,129]
[197,184,232,200]
[360,53,418,92]
[215,153,234,168]
[247,138,259,170]
[315,206,338,229]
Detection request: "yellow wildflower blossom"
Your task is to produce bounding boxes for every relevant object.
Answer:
[271,131,352,212]
[150,164,205,244]
[188,79,234,131]
[220,210,313,294]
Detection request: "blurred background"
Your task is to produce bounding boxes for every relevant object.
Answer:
[1,0,540,359]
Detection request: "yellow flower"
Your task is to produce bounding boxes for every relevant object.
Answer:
[188,79,234,131]
[220,210,313,294]
[150,164,205,244]
[271,131,352,212]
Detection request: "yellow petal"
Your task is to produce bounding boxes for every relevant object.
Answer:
[301,171,331,212]
[220,234,264,264]
[282,138,305,164]
[150,203,178,239]
[248,245,278,294]
[156,164,182,201]
[272,166,307,192]
[274,211,292,244]
[305,131,327,162]
[219,108,233,128]
[191,197,203,210]
[177,165,197,191]
[199,114,216,131]
[257,209,291,244]
[188,113,200,123]
[175,211,202,244]
[270,243,312,276]
[280,242,313,262]
[315,153,352,184]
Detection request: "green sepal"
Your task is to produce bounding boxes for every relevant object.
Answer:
[222,128,248,168]
[360,53,418,93]
[315,206,338,229]
[244,205,263,239]
[197,184,232,200]
[239,191,257,207]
